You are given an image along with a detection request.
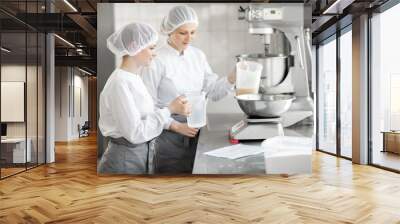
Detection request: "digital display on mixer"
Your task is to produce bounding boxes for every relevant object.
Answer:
[262,8,283,20]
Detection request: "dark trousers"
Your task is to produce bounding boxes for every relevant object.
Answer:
[98,137,155,174]
[154,123,200,174]
[154,114,200,174]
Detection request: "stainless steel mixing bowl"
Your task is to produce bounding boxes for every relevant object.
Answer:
[235,94,295,117]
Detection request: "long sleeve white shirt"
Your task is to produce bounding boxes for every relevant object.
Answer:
[141,44,234,128]
[99,68,170,145]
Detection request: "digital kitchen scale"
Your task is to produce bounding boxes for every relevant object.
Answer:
[229,117,284,143]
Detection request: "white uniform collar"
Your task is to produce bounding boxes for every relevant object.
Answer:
[117,68,139,79]
[165,42,186,57]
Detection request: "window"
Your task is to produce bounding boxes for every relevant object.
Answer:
[339,28,352,158]
[317,36,337,155]
[370,3,400,171]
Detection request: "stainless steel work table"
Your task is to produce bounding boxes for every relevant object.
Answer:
[192,113,313,174]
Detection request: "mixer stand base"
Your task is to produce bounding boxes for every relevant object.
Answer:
[229,118,284,142]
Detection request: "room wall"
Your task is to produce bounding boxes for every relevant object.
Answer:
[1,64,45,163]
[1,65,26,138]
[72,73,89,137]
[54,66,69,141]
[1,65,40,138]
[54,67,89,141]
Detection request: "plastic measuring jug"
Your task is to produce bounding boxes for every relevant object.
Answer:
[235,60,263,95]
[185,91,207,128]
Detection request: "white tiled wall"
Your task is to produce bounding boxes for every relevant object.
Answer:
[112,3,265,114]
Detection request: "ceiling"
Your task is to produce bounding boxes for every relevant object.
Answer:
[0,0,98,73]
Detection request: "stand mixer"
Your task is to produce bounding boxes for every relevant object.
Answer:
[230,3,313,142]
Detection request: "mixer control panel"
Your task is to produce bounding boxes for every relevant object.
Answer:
[250,8,283,21]
[262,8,283,20]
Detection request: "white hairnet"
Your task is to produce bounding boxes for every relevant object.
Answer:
[107,22,158,57]
[160,6,198,35]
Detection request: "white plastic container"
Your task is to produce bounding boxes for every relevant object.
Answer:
[261,136,312,174]
[185,91,207,128]
[235,60,263,95]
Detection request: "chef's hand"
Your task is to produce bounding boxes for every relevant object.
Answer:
[168,95,191,116]
[227,67,236,84]
[170,121,198,138]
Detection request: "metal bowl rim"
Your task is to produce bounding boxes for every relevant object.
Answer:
[235,94,295,101]
[236,54,289,59]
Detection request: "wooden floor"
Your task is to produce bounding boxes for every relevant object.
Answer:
[1,135,400,223]
[1,167,26,178]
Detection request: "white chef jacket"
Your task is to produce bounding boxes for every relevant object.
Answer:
[99,68,171,145]
[141,43,234,128]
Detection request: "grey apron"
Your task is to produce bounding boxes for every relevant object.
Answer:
[153,115,200,174]
[98,137,156,174]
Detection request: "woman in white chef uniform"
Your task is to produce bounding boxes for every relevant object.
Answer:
[98,23,191,174]
[142,6,236,173]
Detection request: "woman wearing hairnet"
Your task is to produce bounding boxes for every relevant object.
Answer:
[142,6,236,173]
[98,23,191,174]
